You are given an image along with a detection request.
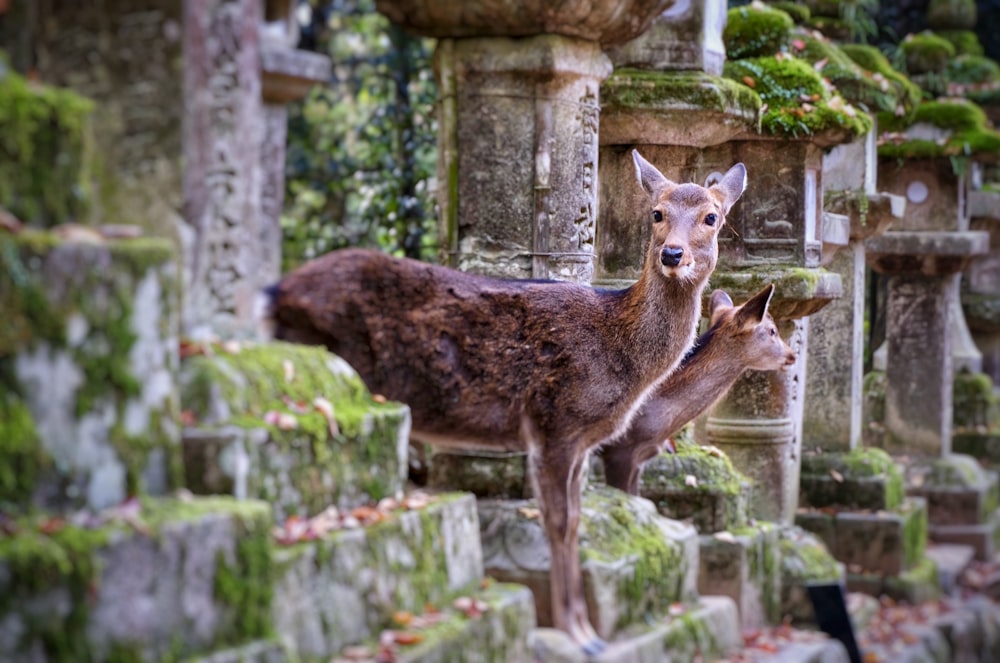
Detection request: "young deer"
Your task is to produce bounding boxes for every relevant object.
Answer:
[601,283,796,495]
[264,151,746,653]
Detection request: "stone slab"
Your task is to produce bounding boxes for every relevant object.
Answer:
[0,496,273,662]
[924,543,976,595]
[794,497,928,576]
[480,485,699,639]
[529,595,742,663]
[929,509,1000,561]
[698,524,781,629]
[846,556,941,604]
[272,492,483,660]
[906,454,999,526]
[778,526,845,625]
[799,449,905,511]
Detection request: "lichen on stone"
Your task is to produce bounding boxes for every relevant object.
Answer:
[900,31,956,75]
[723,4,794,60]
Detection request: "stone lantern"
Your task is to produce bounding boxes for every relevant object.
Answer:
[375,0,674,284]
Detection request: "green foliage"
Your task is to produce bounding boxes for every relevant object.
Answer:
[0,52,95,226]
[724,56,872,139]
[282,1,438,269]
[790,28,898,113]
[900,31,956,74]
[724,5,794,60]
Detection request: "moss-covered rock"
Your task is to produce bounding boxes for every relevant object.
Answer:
[937,29,985,56]
[927,0,978,30]
[724,55,872,139]
[766,1,810,24]
[0,496,273,662]
[840,44,923,118]
[0,53,94,226]
[953,369,999,430]
[724,4,794,60]
[946,55,1000,87]
[790,28,898,113]
[799,447,905,511]
[180,341,411,518]
[0,230,181,512]
[900,31,956,75]
[778,526,842,624]
[0,395,50,506]
[878,99,1000,160]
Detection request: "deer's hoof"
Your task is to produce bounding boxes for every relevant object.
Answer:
[582,637,607,656]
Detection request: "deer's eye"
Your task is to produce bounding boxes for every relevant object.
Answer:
[705,213,718,226]
[769,328,777,337]
[652,210,663,223]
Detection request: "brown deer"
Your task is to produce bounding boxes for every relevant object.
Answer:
[263,151,746,653]
[601,283,796,495]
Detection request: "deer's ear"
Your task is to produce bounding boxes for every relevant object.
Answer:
[632,149,673,199]
[737,283,775,325]
[712,162,748,214]
[707,289,734,326]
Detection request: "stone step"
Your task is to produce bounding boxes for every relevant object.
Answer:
[929,508,1000,561]
[360,583,537,663]
[478,484,699,640]
[272,492,486,660]
[180,341,412,520]
[794,497,928,576]
[846,555,941,604]
[800,448,906,512]
[924,542,976,595]
[906,453,999,527]
[698,523,782,629]
[0,495,273,662]
[529,595,742,663]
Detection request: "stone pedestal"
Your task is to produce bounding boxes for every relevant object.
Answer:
[866,231,989,455]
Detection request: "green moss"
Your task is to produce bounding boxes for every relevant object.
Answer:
[724,5,794,60]
[767,2,810,24]
[601,69,761,118]
[0,396,50,506]
[650,435,747,495]
[937,30,985,56]
[946,55,1000,85]
[840,44,922,117]
[790,29,897,113]
[803,16,850,41]
[724,56,872,139]
[779,529,840,583]
[953,370,999,429]
[0,55,95,226]
[900,31,956,74]
[879,99,1000,159]
[900,500,928,569]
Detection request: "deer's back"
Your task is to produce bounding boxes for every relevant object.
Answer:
[272,249,639,446]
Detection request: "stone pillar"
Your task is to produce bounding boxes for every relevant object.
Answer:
[376,0,674,284]
[435,36,608,282]
[964,189,1000,390]
[804,126,903,452]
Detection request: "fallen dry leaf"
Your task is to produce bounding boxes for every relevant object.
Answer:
[830,469,844,482]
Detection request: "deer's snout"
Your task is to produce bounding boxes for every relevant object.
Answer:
[660,246,684,267]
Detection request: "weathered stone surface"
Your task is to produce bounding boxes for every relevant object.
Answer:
[636,444,751,534]
[0,497,273,662]
[778,526,844,625]
[799,448,905,511]
[878,157,968,233]
[846,555,941,605]
[479,485,698,638]
[823,131,877,196]
[953,429,1000,465]
[795,498,928,576]
[180,342,411,518]
[426,449,530,499]
[272,493,484,659]
[906,453,999,526]
[374,0,676,47]
[924,543,976,595]
[929,510,1000,561]
[435,34,609,283]
[964,195,1000,390]
[606,0,727,74]
[186,640,286,663]
[529,595,742,663]
[698,523,781,629]
[1,233,181,511]
[866,231,989,276]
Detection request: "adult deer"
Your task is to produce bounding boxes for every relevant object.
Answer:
[602,283,797,495]
[264,151,746,653]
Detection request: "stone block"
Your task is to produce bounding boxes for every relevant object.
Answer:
[637,445,752,533]
[606,0,727,74]
[698,523,781,629]
[778,526,844,625]
[480,485,699,639]
[272,492,483,659]
[924,543,975,595]
[847,555,940,604]
[0,496,273,662]
[953,430,1000,466]
[929,509,1000,561]
[426,449,530,499]
[795,498,928,576]
[0,232,182,511]
[181,342,411,519]
[529,595,742,663]
[906,454,999,526]
[799,448,905,511]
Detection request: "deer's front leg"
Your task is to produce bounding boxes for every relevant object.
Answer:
[530,442,606,655]
[602,439,643,495]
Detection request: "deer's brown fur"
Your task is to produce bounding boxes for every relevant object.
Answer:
[602,284,796,495]
[265,151,746,653]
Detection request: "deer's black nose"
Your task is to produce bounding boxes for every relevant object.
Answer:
[661,246,684,267]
